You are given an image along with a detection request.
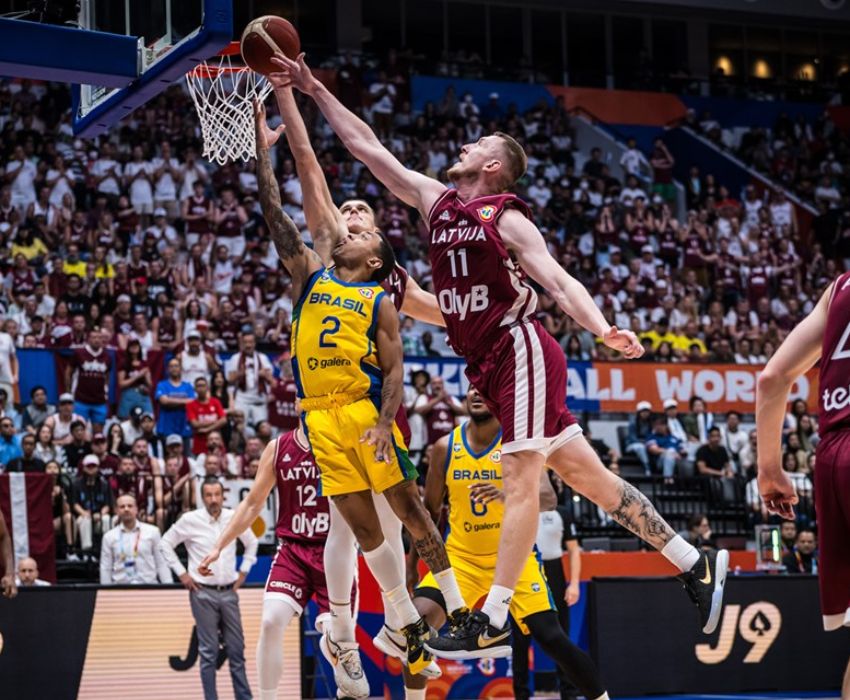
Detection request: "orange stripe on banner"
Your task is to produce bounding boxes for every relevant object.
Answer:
[79,588,300,699]
[590,362,819,414]
[548,86,687,126]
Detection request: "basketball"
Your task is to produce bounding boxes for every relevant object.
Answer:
[240,15,301,75]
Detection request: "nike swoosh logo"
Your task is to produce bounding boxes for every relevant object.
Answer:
[385,633,406,652]
[699,555,712,585]
[478,630,510,647]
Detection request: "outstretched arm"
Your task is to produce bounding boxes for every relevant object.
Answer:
[270,54,446,217]
[271,86,346,264]
[255,101,323,299]
[401,276,444,327]
[499,209,643,358]
[197,440,277,575]
[756,283,830,518]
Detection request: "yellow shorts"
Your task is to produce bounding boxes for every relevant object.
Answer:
[416,549,554,634]
[302,397,417,496]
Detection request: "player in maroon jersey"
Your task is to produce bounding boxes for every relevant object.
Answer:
[198,424,368,699]
[756,272,850,696]
[259,82,449,682]
[275,52,729,658]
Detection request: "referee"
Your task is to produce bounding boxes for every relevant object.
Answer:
[160,477,258,700]
[512,497,582,700]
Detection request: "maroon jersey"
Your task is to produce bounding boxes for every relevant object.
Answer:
[157,316,177,345]
[747,264,771,303]
[11,268,36,296]
[428,190,536,359]
[217,201,242,237]
[426,399,457,444]
[683,232,704,269]
[268,378,299,431]
[274,431,329,543]
[819,272,850,437]
[380,263,409,312]
[72,346,111,405]
[658,227,678,266]
[228,293,251,325]
[186,195,212,234]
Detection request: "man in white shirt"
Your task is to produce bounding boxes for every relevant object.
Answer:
[0,327,18,401]
[160,477,257,700]
[620,139,648,177]
[16,556,51,587]
[151,141,182,219]
[100,494,172,584]
[6,145,37,212]
[225,331,273,428]
[90,143,122,199]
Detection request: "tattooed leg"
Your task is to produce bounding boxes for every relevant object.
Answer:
[607,479,675,549]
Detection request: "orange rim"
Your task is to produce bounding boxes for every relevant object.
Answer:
[187,64,250,79]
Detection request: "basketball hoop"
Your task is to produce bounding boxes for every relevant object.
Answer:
[186,45,273,165]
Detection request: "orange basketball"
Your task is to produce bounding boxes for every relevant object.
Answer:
[240,15,301,75]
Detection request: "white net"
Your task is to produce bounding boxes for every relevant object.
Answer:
[186,54,273,166]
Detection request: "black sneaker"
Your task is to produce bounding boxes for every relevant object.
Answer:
[424,609,512,659]
[446,606,471,633]
[678,548,729,634]
[401,617,434,675]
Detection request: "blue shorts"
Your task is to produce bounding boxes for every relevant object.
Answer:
[74,401,107,426]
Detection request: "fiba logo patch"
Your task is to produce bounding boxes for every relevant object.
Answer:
[531,582,541,593]
[478,205,496,221]
[319,271,330,283]
[453,443,462,452]
[490,450,501,463]
[358,288,374,300]
[307,357,319,370]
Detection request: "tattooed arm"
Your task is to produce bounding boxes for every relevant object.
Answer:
[254,101,323,301]
[424,434,450,523]
[361,297,404,462]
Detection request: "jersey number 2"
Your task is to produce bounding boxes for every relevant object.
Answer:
[319,316,340,348]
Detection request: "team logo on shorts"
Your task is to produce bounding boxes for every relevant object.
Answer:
[490,450,501,463]
[478,205,496,222]
[358,288,374,300]
[307,357,319,370]
[531,582,541,593]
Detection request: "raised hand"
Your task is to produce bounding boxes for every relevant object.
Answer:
[253,99,286,150]
[269,52,316,94]
[758,470,799,520]
[603,325,644,359]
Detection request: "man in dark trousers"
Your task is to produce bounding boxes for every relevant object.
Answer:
[512,484,583,700]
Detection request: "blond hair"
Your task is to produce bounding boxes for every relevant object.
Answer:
[493,131,528,189]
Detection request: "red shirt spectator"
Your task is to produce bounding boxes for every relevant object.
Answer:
[186,376,226,456]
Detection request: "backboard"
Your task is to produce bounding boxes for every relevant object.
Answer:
[71,0,232,137]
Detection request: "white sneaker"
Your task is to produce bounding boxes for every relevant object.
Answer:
[319,632,370,699]
[374,624,442,679]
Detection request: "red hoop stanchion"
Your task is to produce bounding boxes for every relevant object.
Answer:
[185,45,272,165]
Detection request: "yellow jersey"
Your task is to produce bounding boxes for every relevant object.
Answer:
[443,423,503,562]
[291,268,385,400]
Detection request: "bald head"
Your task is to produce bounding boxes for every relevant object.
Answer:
[17,557,39,585]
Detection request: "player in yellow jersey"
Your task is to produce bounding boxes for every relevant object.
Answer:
[253,102,469,684]
[402,388,610,700]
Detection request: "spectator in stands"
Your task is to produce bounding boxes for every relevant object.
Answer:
[21,385,55,433]
[225,332,272,429]
[157,455,193,530]
[625,400,654,473]
[130,435,163,476]
[681,396,716,446]
[64,420,91,473]
[679,514,713,551]
[155,357,196,447]
[91,432,118,478]
[585,427,620,472]
[117,337,152,419]
[194,430,237,478]
[5,432,45,473]
[0,301,19,399]
[721,411,749,469]
[15,557,50,587]
[100,494,171,584]
[646,416,688,481]
[650,138,675,203]
[411,375,466,450]
[35,425,65,470]
[782,530,818,574]
[210,369,232,413]
[178,330,216,386]
[72,454,113,557]
[119,406,145,449]
[164,434,195,479]
[237,437,264,478]
[187,376,227,457]
[0,416,22,466]
[663,399,691,453]
[66,327,110,433]
[696,426,734,478]
[780,520,798,558]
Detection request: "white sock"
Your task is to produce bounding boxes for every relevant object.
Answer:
[385,581,422,628]
[405,688,427,700]
[375,493,406,631]
[363,540,421,627]
[479,585,513,629]
[661,535,700,573]
[593,694,610,700]
[257,597,297,700]
[434,568,466,614]
[325,502,358,641]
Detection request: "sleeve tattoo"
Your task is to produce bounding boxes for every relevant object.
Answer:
[256,144,310,262]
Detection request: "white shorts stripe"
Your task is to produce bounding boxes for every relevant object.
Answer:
[9,472,29,563]
[511,327,530,441]
[525,324,548,438]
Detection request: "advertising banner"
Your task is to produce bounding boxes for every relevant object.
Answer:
[0,586,299,700]
[590,576,850,696]
[404,358,819,415]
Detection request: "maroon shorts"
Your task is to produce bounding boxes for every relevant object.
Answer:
[466,319,579,454]
[814,431,850,630]
[265,539,331,614]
